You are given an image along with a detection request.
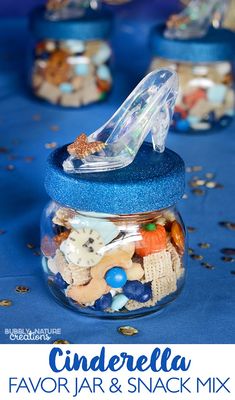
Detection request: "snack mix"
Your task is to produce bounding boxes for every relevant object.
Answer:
[31,39,112,107]
[41,204,186,317]
[150,58,234,132]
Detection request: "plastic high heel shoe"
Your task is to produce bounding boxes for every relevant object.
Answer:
[164,0,231,40]
[46,0,100,21]
[63,69,178,174]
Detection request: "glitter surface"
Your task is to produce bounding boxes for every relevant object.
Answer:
[45,143,185,214]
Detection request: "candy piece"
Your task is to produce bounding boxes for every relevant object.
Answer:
[135,223,167,257]
[126,263,144,281]
[54,272,68,289]
[67,133,106,159]
[143,250,173,282]
[183,88,206,108]
[74,63,89,76]
[175,119,190,132]
[32,74,44,89]
[59,82,73,93]
[192,65,208,76]
[61,228,104,267]
[218,115,233,128]
[167,241,184,279]
[92,43,111,66]
[71,76,83,90]
[174,105,188,119]
[53,231,70,246]
[67,278,110,304]
[215,62,231,76]
[94,293,112,311]
[111,294,129,311]
[60,40,85,54]
[123,280,145,300]
[97,64,112,82]
[171,221,185,254]
[90,249,133,279]
[37,81,61,104]
[96,78,111,92]
[105,267,127,288]
[45,40,56,52]
[60,91,83,107]
[48,249,65,275]
[189,99,213,118]
[52,207,77,229]
[82,81,101,105]
[151,274,177,301]
[85,41,102,57]
[70,215,119,245]
[192,122,211,131]
[41,235,57,257]
[138,284,152,303]
[207,84,227,104]
[45,50,71,86]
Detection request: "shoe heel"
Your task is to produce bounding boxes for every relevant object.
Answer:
[212,1,230,28]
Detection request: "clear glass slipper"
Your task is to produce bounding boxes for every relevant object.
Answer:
[63,68,179,174]
[164,0,231,40]
[46,0,100,21]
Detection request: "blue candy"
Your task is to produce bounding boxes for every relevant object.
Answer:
[94,293,112,311]
[175,119,190,132]
[218,115,233,128]
[54,273,68,289]
[123,280,145,300]
[105,267,127,288]
[111,294,128,311]
[138,284,152,303]
[74,63,89,76]
[97,65,111,82]
[59,82,73,93]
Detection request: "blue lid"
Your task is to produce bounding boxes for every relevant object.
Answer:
[151,24,235,62]
[29,6,112,40]
[45,143,185,215]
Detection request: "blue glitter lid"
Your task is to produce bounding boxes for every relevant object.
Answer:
[45,143,185,215]
[151,24,235,62]
[29,6,112,40]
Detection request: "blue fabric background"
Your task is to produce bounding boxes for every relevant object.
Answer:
[0,10,235,344]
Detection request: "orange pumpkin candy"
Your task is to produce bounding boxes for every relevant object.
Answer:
[171,220,185,254]
[135,223,167,257]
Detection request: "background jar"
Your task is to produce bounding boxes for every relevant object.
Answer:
[41,143,186,318]
[149,25,235,133]
[29,7,113,107]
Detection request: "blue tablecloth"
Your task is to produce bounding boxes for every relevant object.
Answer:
[0,18,235,344]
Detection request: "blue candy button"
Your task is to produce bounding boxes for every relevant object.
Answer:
[105,267,127,288]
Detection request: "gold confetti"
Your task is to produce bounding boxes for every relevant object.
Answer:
[50,125,60,132]
[0,299,12,307]
[45,142,57,149]
[15,285,30,293]
[198,243,211,249]
[221,256,234,263]
[201,262,215,270]
[191,254,203,260]
[53,339,70,344]
[187,226,196,232]
[5,164,15,171]
[32,114,41,121]
[118,326,139,336]
[192,188,205,196]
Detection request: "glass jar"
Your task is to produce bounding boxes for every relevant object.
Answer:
[149,25,235,133]
[41,143,186,318]
[29,7,112,107]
